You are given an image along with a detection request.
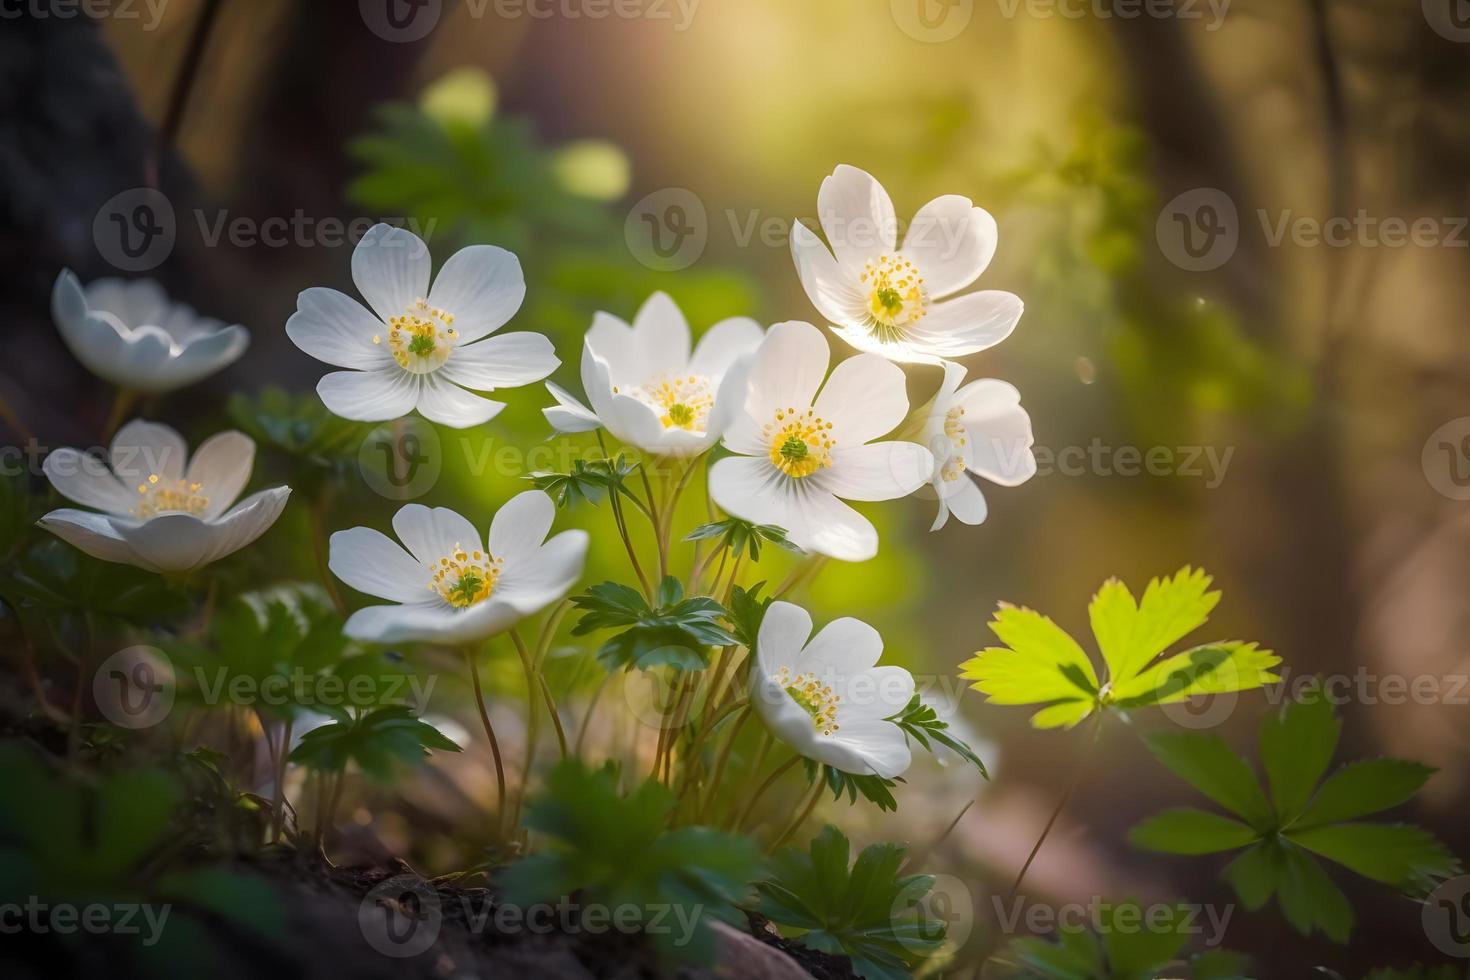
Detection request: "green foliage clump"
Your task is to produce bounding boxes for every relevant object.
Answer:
[289,705,460,782]
[571,576,738,671]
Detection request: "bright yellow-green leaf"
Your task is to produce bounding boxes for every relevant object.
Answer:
[1111,642,1281,706]
[1098,566,1220,683]
[959,605,1100,728]
[1087,577,1138,682]
[1028,699,1097,730]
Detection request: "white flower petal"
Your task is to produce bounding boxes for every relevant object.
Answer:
[630,292,692,378]
[755,600,814,676]
[426,244,526,343]
[329,527,431,603]
[708,456,790,528]
[958,380,1037,487]
[742,320,829,421]
[113,513,216,572]
[822,441,933,502]
[343,599,522,645]
[441,332,558,391]
[813,353,908,446]
[751,673,825,761]
[352,223,432,324]
[899,195,998,298]
[542,381,601,434]
[486,489,555,567]
[583,312,638,387]
[791,221,863,326]
[184,431,255,517]
[817,164,897,270]
[702,355,752,449]
[416,374,504,428]
[112,420,188,482]
[940,475,989,526]
[162,326,249,390]
[286,287,392,370]
[840,665,916,719]
[824,718,912,778]
[42,448,134,514]
[496,529,589,616]
[86,277,170,328]
[906,290,1023,358]
[37,508,141,568]
[801,616,883,677]
[794,490,879,562]
[316,367,421,422]
[199,487,291,565]
[392,504,481,565]
[689,317,764,379]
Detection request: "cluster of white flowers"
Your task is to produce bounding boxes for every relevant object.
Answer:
[35,165,1032,782]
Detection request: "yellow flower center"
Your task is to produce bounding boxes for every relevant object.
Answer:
[860,254,927,343]
[941,406,967,482]
[429,543,503,608]
[374,299,457,374]
[771,666,841,735]
[132,474,209,519]
[764,408,835,479]
[633,373,715,431]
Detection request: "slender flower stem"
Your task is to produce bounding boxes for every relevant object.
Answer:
[463,645,508,836]
[509,628,541,830]
[773,555,830,600]
[597,434,653,600]
[735,754,800,832]
[308,492,346,613]
[658,458,698,575]
[674,696,746,808]
[272,717,293,842]
[538,674,569,759]
[766,777,824,853]
[1007,713,1104,899]
[699,705,751,821]
[103,388,139,442]
[149,0,223,187]
[575,671,614,757]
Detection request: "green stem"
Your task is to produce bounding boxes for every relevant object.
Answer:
[766,777,823,853]
[598,434,653,600]
[464,645,508,836]
[575,670,613,757]
[510,628,541,831]
[699,706,751,821]
[736,754,799,832]
[1007,712,1104,898]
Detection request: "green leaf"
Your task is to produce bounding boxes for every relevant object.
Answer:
[572,577,738,672]
[1098,899,1190,977]
[1258,691,1339,822]
[726,581,773,648]
[959,605,1099,728]
[759,825,944,980]
[1127,808,1258,855]
[1276,843,1352,942]
[1296,759,1436,829]
[1221,841,1280,909]
[685,518,801,562]
[887,695,987,776]
[810,762,901,813]
[500,761,759,963]
[1143,732,1272,828]
[289,705,460,780]
[1110,642,1280,707]
[1290,823,1460,886]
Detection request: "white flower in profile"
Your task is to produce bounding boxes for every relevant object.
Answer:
[542,292,763,457]
[791,164,1022,365]
[708,320,932,562]
[328,491,587,645]
[749,601,915,779]
[287,223,558,428]
[922,362,1037,531]
[39,420,289,573]
[51,271,249,393]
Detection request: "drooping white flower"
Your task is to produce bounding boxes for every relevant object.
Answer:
[328,491,587,645]
[542,292,763,457]
[287,223,558,428]
[749,601,915,779]
[50,271,249,393]
[791,164,1022,365]
[707,320,932,562]
[922,362,1037,531]
[39,420,289,573]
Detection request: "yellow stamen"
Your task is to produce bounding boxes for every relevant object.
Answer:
[429,543,503,608]
[764,407,835,479]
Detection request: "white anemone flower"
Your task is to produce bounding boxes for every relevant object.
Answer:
[542,292,763,457]
[328,491,588,645]
[749,601,915,779]
[286,223,558,428]
[708,320,933,562]
[922,362,1037,531]
[791,164,1022,365]
[39,420,290,573]
[51,271,249,393]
